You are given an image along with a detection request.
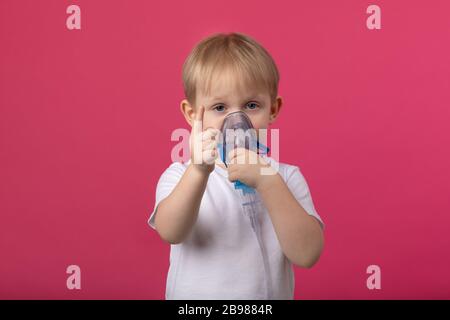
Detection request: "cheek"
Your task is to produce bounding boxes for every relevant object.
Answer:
[203,113,223,131]
[250,114,270,130]
[252,106,273,127]
[213,114,232,130]
[212,118,225,131]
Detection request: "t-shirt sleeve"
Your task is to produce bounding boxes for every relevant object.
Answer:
[284,165,325,230]
[148,162,187,230]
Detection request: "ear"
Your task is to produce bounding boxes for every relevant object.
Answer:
[269,96,283,124]
[180,99,195,127]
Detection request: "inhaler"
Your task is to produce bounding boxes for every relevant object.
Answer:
[218,111,273,299]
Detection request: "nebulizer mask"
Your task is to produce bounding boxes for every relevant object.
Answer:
[217,111,273,299]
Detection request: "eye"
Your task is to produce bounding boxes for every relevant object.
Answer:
[213,104,226,112]
[245,102,260,110]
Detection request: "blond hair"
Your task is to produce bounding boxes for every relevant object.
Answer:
[182,32,280,107]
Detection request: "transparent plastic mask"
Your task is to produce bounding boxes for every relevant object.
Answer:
[219,111,258,167]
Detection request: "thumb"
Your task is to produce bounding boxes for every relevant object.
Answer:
[192,105,205,136]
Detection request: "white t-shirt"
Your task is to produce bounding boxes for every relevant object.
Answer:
[148,156,324,300]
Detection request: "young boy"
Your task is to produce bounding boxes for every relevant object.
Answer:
[148,33,324,300]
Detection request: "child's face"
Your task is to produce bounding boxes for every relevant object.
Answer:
[181,72,282,134]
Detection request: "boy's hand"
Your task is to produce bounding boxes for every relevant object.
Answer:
[227,148,276,189]
[190,105,220,174]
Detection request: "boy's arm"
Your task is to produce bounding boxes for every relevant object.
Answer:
[256,173,324,268]
[154,164,210,244]
[154,105,218,244]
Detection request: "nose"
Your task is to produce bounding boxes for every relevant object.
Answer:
[218,109,255,133]
[220,110,254,131]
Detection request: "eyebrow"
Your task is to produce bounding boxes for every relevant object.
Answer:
[208,95,263,105]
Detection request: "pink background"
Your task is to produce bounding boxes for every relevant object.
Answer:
[1,0,449,299]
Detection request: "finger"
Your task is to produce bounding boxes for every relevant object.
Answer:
[203,148,217,165]
[212,128,221,139]
[203,139,218,150]
[202,127,219,141]
[228,147,246,161]
[231,152,257,165]
[195,105,205,122]
[192,105,205,136]
[228,148,236,160]
[233,154,247,165]
[246,150,259,164]
[227,149,237,164]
